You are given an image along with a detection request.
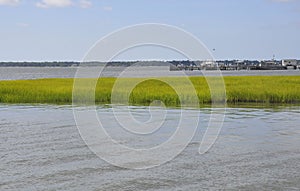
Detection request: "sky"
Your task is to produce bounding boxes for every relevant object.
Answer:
[0,0,300,61]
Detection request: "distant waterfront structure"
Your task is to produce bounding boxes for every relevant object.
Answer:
[282,59,297,66]
[282,59,298,70]
[169,59,300,71]
[201,60,217,68]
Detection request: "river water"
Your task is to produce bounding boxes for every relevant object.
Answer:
[0,67,299,80]
[1,105,300,191]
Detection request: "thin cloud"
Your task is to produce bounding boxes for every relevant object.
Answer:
[103,6,112,11]
[272,0,296,2]
[36,0,73,8]
[79,0,91,8]
[16,22,29,27]
[0,0,20,6]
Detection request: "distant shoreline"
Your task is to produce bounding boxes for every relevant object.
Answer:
[1,60,299,71]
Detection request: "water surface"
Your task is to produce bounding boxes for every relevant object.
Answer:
[1,105,299,190]
[0,67,299,80]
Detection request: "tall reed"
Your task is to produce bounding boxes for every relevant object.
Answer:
[0,76,299,106]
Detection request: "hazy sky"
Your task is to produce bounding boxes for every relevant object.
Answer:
[0,0,299,61]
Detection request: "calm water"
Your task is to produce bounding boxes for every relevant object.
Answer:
[1,105,300,190]
[0,67,299,80]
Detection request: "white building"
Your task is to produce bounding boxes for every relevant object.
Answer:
[282,59,297,66]
[201,60,217,67]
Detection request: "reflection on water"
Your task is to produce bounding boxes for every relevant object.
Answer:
[0,105,300,190]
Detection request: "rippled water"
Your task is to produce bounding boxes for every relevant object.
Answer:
[0,67,299,80]
[1,105,300,190]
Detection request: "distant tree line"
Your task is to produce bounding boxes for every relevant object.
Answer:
[0,61,79,67]
[0,61,167,67]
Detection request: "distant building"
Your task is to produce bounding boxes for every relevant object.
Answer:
[201,60,217,67]
[259,60,277,67]
[282,59,297,66]
[235,60,245,65]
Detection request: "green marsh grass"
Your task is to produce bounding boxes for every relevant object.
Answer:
[0,76,299,106]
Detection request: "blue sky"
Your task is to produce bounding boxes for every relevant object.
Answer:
[0,0,299,61]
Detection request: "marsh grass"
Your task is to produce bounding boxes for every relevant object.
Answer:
[0,76,299,106]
